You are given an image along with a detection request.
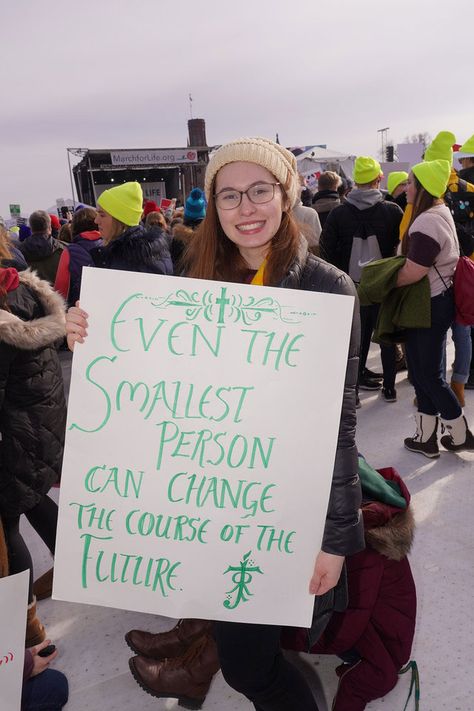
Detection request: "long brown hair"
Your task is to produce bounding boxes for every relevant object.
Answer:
[401,175,437,255]
[182,174,301,286]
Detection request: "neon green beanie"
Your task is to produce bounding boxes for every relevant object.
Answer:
[424,131,456,165]
[457,134,474,158]
[387,171,408,195]
[97,182,143,226]
[412,160,451,198]
[353,156,382,184]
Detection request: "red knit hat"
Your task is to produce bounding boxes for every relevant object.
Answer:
[0,267,20,292]
[143,200,160,217]
[49,214,61,230]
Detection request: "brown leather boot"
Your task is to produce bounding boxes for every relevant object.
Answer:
[33,567,54,601]
[128,632,220,709]
[450,381,465,407]
[125,618,212,659]
[26,597,46,647]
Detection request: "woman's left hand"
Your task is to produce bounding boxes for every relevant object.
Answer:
[28,639,58,677]
[309,551,344,596]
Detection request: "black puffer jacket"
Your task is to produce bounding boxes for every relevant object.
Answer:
[0,270,67,517]
[19,233,65,284]
[91,225,173,275]
[277,239,364,556]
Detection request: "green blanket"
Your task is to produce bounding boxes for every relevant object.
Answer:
[358,255,431,344]
[358,456,407,508]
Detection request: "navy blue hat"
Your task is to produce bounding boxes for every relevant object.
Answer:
[184,188,206,224]
[19,224,32,241]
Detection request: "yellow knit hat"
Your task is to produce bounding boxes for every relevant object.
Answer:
[204,137,298,207]
[457,134,474,159]
[424,131,456,165]
[97,182,143,226]
[412,160,451,198]
[353,156,382,184]
[387,171,408,195]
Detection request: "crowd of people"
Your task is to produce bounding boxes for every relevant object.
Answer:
[1,129,474,710]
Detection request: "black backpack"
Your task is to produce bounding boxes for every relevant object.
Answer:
[445,181,474,256]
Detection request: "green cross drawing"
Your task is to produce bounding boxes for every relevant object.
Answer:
[215,287,230,324]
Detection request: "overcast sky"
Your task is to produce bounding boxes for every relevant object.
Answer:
[1,0,472,216]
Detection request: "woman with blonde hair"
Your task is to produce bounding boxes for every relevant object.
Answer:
[0,221,27,270]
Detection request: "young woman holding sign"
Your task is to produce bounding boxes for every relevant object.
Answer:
[66,137,364,711]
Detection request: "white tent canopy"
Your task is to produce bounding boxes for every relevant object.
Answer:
[295,147,356,189]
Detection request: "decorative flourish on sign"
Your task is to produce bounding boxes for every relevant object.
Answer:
[0,651,14,667]
[148,287,301,325]
[223,550,263,609]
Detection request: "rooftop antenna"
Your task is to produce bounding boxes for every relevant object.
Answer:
[189,93,193,119]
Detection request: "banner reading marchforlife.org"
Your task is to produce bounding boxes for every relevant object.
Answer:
[53,269,354,627]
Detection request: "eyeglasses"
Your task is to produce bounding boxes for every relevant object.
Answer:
[214,182,281,210]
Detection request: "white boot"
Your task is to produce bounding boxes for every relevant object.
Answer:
[440,415,474,452]
[404,413,439,458]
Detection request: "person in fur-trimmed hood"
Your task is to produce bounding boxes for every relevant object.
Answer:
[0,264,67,647]
[282,462,417,711]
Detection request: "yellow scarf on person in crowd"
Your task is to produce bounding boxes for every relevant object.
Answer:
[251,259,266,285]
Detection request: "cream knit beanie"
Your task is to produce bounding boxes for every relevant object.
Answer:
[205,137,298,207]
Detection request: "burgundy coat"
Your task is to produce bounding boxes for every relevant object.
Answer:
[282,467,417,711]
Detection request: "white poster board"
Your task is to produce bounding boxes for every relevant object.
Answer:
[54,269,354,627]
[0,571,29,711]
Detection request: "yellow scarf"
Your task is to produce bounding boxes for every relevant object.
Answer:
[251,259,266,286]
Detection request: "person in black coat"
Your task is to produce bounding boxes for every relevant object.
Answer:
[0,264,66,646]
[92,182,173,275]
[312,171,342,228]
[320,157,403,399]
[19,211,65,285]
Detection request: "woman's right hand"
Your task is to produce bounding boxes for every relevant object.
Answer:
[66,302,89,351]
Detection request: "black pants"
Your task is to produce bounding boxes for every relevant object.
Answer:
[359,304,397,388]
[405,289,461,419]
[3,495,58,603]
[214,621,319,711]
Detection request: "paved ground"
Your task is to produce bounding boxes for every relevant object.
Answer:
[24,343,473,710]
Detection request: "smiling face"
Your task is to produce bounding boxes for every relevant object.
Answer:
[214,161,286,269]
